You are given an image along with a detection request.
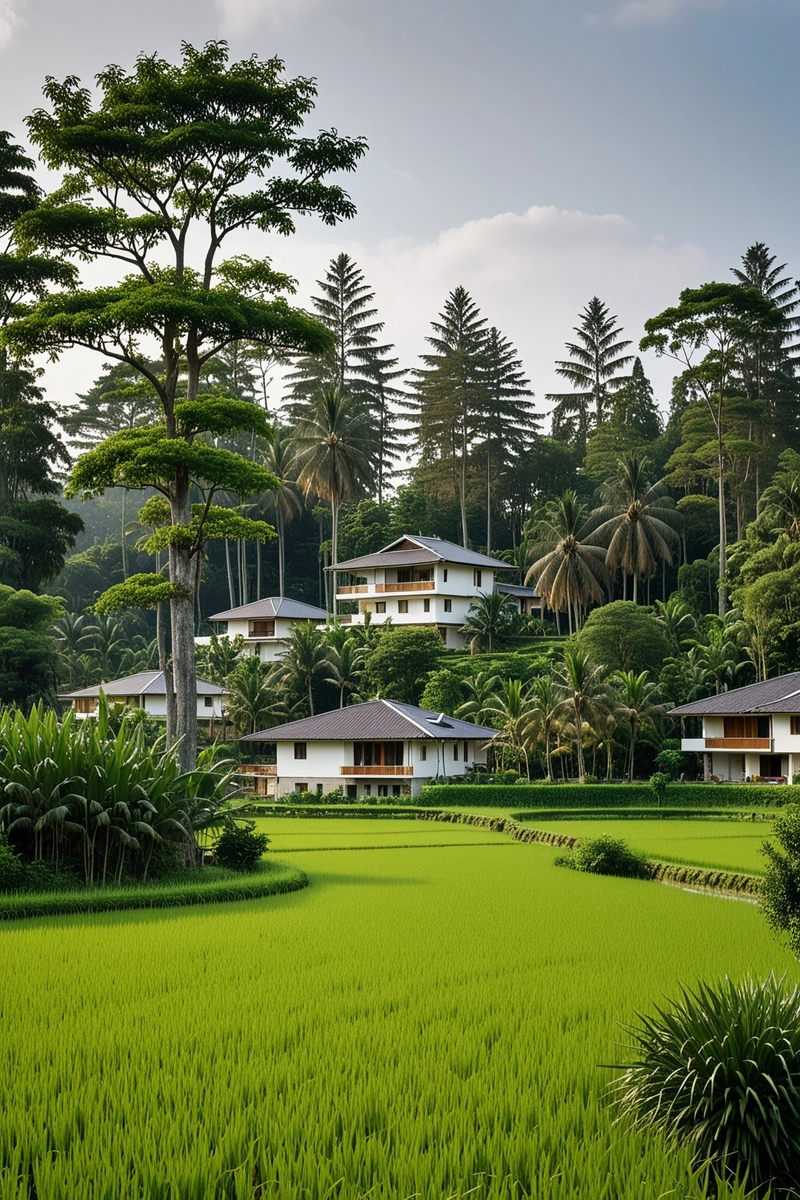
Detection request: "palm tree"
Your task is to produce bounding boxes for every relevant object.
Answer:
[461,590,517,654]
[525,490,608,634]
[456,670,501,726]
[760,468,800,541]
[225,657,283,736]
[654,595,697,655]
[259,431,303,597]
[614,670,667,783]
[324,635,367,708]
[555,646,610,784]
[277,620,331,716]
[528,674,561,782]
[591,454,681,602]
[293,387,374,574]
[486,678,533,778]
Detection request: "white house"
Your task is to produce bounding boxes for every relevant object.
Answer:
[197,596,329,663]
[330,535,515,649]
[496,582,543,618]
[240,698,499,799]
[671,671,800,782]
[60,671,226,721]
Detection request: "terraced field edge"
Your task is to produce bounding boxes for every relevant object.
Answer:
[0,860,308,921]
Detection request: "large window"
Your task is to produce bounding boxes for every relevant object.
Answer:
[249,619,275,637]
[294,742,307,760]
[353,741,404,767]
[723,716,770,738]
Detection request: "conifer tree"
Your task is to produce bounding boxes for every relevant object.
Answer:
[408,286,488,546]
[548,297,633,445]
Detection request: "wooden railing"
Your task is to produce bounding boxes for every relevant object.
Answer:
[336,584,369,595]
[705,738,771,750]
[236,763,277,776]
[375,581,434,593]
[340,765,413,776]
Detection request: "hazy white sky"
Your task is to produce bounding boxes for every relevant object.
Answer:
[0,0,797,421]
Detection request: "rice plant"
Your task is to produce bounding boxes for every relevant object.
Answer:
[612,974,800,1194]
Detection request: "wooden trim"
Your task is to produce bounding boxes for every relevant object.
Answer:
[340,765,413,776]
[705,738,771,750]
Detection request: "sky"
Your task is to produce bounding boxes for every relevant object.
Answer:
[0,0,798,422]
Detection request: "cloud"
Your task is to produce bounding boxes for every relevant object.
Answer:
[590,0,729,26]
[215,0,335,32]
[0,0,23,49]
[264,204,710,422]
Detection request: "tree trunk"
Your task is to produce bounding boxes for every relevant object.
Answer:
[277,507,285,597]
[169,470,199,772]
[225,540,236,608]
[460,420,468,547]
[486,445,492,555]
[575,707,584,784]
[717,435,727,616]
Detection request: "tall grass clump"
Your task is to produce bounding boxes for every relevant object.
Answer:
[613,975,800,1195]
[0,698,236,887]
[556,834,648,879]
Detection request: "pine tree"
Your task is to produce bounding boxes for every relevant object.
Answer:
[547,297,633,445]
[286,253,402,494]
[476,327,538,552]
[408,286,488,546]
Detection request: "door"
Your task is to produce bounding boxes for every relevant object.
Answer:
[760,755,783,778]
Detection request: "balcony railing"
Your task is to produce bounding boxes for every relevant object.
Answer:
[375,581,434,593]
[340,765,413,776]
[236,763,277,776]
[705,737,771,750]
[337,584,369,595]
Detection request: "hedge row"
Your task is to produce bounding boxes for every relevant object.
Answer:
[417,783,799,810]
[239,804,429,820]
[511,808,772,823]
[0,860,307,921]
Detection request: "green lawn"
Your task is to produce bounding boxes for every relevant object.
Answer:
[0,820,794,1198]
[519,816,773,875]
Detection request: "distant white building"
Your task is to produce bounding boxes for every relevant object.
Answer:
[330,535,515,649]
[60,671,226,721]
[496,582,543,618]
[196,596,329,663]
[241,698,498,799]
[671,671,800,782]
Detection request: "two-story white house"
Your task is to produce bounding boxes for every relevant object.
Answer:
[330,535,515,649]
[197,596,329,663]
[241,698,498,799]
[671,671,800,782]
[60,671,226,721]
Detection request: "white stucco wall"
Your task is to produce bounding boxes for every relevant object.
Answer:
[273,736,490,797]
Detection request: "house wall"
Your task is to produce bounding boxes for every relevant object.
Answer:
[199,617,319,662]
[681,713,800,781]
[72,694,224,720]
[273,736,490,798]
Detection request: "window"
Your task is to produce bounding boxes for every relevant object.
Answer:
[453,743,459,761]
[354,741,404,767]
[444,599,452,613]
[74,697,97,714]
[294,742,307,760]
[474,569,482,587]
[392,785,401,796]
[375,601,386,614]
[464,740,469,761]
[316,783,323,795]
[723,716,770,739]
[423,599,430,613]
[420,744,427,761]
[295,783,308,793]
[397,570,410,583]
[249,619,275,638]
[443,569,448,582]
[204,697,214,708]
[398,599,408,614]
[792,716,800,735]
[364,784,371,796]
[346,785,357,799]
[378,784,388,797]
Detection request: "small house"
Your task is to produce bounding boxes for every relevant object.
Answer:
[197,596,329,663]
[60,671,226,721]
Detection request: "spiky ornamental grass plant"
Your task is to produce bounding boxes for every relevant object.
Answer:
[613,975,800,1195]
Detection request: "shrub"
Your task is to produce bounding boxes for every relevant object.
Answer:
[613,975,800,1194]
[213,821,270,871]
[0,831,64,893]
[760,805,800,959]
[649,772,668,807]
[655,749,684,780]
[570,835,648,878]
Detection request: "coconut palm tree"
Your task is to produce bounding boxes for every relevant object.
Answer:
[456,670,501,726]
[486,678,534,778]
[614,670,667,783]
[277,620,331,716]
[654,595,697,655]
[259,430,303,597]
[460,590,517,654]
[324,635,367,708]
[591,454,681,603]
[293,387,375,573]
[760,468,800,541]
[224,657,282,736]
[524,490,608,634]
[555,646,610,784]
[528,674,561,782]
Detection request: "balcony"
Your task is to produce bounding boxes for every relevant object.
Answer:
[336,580,434,596]
[337,584,369,595]
[705,738,771,750]
[340,765,413,776]
[236,764,277,776]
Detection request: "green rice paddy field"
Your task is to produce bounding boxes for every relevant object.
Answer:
[0,815,797,1199]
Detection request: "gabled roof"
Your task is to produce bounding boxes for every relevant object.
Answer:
[497,583,539,598]
[208,597,329,622]
[330,535,514,573]
[60,671,225,700]
[242,698,499,743]
[669,671,800,716]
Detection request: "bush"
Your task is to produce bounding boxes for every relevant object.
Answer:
[0,831,65,894]
[655,749,684,780]
[566,835,648,879]
[613,975,800,1194]
[213,821,270,871]
[649,772,668,807]
[760,805,800,959]
[418,783,800,809]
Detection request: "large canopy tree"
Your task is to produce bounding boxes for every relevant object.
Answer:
[641,283,782,615]
[5,43,366,768]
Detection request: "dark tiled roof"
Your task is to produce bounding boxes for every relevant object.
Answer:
[242,698,499,743]
[330,535,514,573]
[669,671,800,716]
[60,671,224,700]
[208,597,328,622]
[497,583,539,598]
